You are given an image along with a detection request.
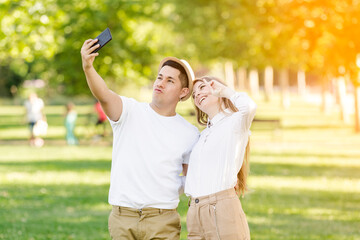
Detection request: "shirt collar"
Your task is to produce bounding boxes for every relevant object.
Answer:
[207,108,231,128]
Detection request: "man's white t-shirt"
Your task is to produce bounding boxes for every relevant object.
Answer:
[108,96,199,209]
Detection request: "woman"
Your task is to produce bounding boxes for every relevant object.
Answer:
[185,76,257,240]
[65,102,78,145]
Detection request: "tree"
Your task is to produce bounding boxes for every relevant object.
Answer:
[0,0,179,97]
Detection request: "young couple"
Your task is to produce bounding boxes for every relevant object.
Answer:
[81,39,257,240]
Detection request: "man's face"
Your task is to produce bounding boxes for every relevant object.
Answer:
[152,65,187,105]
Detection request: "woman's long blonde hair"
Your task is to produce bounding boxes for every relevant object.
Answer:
[193,76,250,197]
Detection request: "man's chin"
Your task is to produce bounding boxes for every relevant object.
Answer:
[152,96,179,106]
[152,93,161,100]
[151,95,163,104]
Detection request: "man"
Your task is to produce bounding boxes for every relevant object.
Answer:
[81,38,199,239]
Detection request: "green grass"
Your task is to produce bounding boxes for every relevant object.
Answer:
[1,95,360,239]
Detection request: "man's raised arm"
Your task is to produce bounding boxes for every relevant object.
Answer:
[80,39,122,122]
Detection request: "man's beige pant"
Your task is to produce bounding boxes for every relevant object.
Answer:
[187,188,250,240]
[108,206,181,240]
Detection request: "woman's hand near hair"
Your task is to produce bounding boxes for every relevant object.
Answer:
[204,80,236,99]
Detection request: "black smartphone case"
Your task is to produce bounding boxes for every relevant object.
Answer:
[91,28,112,53]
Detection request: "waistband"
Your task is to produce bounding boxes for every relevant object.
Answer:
[112,205,176,216]
[189,188,237,206]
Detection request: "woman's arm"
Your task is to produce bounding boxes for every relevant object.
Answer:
[229,92,257,130]
[207,80,257,130]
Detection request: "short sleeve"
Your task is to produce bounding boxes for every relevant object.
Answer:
[108,96,135,127]
[182,128,200,164]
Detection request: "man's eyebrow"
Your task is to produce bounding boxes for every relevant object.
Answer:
[158,74,175,80]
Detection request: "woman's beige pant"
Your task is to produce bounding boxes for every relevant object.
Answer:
[187,188,250,240]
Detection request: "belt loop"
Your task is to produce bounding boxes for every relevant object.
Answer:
[118,206,121,215]
[210,193,217,204]
[159,209,163,214]
[188,197,191,207]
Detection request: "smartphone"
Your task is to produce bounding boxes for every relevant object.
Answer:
[91,28,112,54]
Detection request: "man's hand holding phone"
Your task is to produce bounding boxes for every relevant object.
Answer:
[81,39,100,70]
[81,28,112,70]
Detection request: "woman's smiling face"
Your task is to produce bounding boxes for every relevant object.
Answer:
[192,80,219,113]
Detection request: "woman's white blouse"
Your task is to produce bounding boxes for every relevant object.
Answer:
[184,92,257,198]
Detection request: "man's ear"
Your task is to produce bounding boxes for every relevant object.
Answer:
[179,88,189,101]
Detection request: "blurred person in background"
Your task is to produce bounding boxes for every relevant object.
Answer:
[65,102,78,145]
[94,100,107,138]
[185,76,257,240]
[24,92,46,147]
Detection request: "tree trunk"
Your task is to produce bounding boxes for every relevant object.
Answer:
[355,85,360,132]
[337,76,350,124]
[236,67,247,91]
[210,62,225,82]
[321,76,330,113]
[224,61,235,89]
[249,69,259,98]
[279,69,290,108]
[264,66,273,102]
[297,70,306,97]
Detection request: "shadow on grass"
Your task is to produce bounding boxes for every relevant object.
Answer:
[253,151,360,159]
[250,162,360,179]
[0,113,98,128]
[281,125,352,130]
[2,159,359,180]
[0,159,111,172]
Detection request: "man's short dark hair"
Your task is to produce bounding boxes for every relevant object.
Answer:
[161,60,188,88]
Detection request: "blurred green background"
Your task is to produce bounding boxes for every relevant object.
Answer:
[1,0,360,239]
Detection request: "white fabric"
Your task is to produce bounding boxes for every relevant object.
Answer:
[24,98,44,123]
[108,96,199,209]
[33,119,48,136]
[185,92,257,198]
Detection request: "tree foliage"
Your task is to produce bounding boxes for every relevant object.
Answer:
[0,0,176,96]
[171,0,360,80]
[1,0,360,97]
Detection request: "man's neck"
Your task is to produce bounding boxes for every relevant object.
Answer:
[149,101,177,117]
